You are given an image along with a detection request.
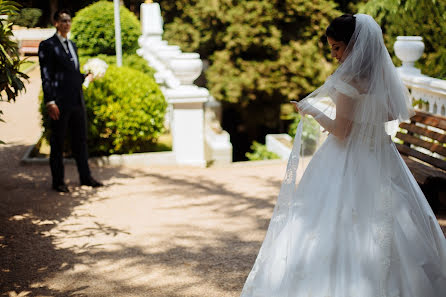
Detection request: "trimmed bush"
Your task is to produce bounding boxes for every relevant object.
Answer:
[9,8,42,28]
[71,1,140,56]
[40,66,167,156]
[78,54,156,78]
[84,65,166,155]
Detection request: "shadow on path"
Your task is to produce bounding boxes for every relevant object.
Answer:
[0,144,136,296]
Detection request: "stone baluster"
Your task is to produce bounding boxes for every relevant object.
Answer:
[138,2,215,166]
[394,36,446,116]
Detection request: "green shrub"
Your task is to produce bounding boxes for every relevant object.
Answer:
[84,65,166,155]
[288,114,320,156]
[40,66,167,155]
[71,1,140,56]
[0,0,29,140]
[79,54,156,78]
[9,8,42,28]
[123,54,156,78]
[246,141,280,161]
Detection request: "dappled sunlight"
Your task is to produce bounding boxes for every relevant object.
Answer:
[2,139,445,296]
[1,145,288,296]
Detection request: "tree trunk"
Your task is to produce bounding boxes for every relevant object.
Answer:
[49,0,58,24]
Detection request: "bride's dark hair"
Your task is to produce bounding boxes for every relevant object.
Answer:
[326,14,356,44]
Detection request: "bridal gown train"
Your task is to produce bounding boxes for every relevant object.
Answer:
[240,122,446,297]
[240,13,446,297]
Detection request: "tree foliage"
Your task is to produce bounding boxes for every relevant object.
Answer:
[9,7,42,27]
[163,0,340,103]
[360,0,446,79]
[161,0,340,160]
[0,0,29,143]
[163,0,339,106]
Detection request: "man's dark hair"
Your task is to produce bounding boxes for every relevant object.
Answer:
[326,14,356,45]
[53,9,72,22]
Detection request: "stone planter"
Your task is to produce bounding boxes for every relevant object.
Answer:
[156,46,181,66]
[394,36,424,75]
[266,134,292,160]
[170,53,203,85]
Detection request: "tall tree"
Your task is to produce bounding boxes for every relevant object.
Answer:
[162,0,340,160]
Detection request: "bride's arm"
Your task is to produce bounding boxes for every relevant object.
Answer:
[294,95,354,140]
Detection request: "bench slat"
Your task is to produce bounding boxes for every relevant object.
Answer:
[399,122,446,143]
[412,111,446,131]
[396,131,446,157]
[400,155,446,185]
[396,143,446,171]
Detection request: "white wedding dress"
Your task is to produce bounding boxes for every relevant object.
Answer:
[240,14,446,297]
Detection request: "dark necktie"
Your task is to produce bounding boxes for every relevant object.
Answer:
[64,40,75,66]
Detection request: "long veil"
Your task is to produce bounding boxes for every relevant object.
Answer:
[241,14,446,297]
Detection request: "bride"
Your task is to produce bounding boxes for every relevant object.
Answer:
[240,14,446,297]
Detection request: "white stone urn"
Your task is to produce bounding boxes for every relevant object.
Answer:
[394,36,424,75]
[169,53,203,85]
[155,45,182,66]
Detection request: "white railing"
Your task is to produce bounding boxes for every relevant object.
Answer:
[394,36,446,116]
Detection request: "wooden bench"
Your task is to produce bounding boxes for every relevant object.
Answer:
[394,110,446,210]
[19,40,41,55]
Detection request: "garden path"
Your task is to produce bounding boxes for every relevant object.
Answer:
[0,65,445,297]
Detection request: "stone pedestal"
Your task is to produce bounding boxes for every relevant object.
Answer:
[140,3,163,41]
[163,86,209,167]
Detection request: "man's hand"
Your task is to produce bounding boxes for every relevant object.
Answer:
[47,103,60,120]
[86,73,94,82]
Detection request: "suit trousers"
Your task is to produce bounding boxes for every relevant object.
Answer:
[49,102,91,186]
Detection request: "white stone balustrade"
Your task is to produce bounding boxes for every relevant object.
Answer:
[138,2,232,166]
[394,36,446,116]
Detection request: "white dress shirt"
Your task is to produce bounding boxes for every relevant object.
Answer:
[56,32,79,69]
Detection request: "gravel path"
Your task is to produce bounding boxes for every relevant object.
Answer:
[1,65,445,297]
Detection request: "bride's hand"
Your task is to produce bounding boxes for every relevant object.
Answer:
[290,100,301,114]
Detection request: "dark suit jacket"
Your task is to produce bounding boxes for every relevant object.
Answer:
[39,34,86,109]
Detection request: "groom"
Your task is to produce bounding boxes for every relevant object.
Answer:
[38,9,102,192]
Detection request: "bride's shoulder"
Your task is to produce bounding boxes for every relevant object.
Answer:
[333,76,371,100]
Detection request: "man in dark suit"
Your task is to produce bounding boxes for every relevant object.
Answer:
[39,9,102,192]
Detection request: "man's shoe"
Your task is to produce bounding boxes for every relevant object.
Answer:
[81,177,103,188]
[52,184,70,193]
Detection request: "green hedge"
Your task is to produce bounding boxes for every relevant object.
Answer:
[40,66,167,156]
[9,8,42,28]
[84,65,166,155]
[71,1,140,56]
